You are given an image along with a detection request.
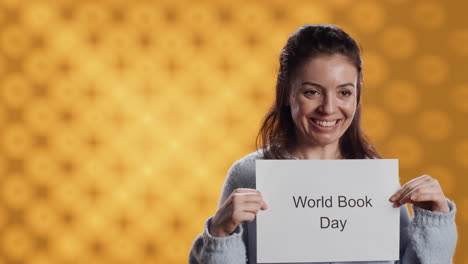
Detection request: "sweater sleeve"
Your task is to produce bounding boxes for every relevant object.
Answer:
[189,217,246,264]
[189,157,254,264]
[400,199,457,264]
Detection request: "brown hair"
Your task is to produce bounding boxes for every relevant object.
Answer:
[256,24,381,159]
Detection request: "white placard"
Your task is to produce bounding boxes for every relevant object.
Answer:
[256,159,400,263]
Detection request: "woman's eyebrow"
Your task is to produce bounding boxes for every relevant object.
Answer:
[302,81,355,88]
[301,81,323,88]
[337,82,355,88]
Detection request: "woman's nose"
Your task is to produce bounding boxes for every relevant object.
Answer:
[318,95,336,115]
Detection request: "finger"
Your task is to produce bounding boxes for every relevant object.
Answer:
[409,192,439,203]
[226,189,257,204]
[409,183,445,202]
[397,178,433,201]
[242,198,269,210]
[233,189,269,210]
[232,189,263,199]
[389,177,422,202]
[397,181,436,205]
[390,175,431,202]
[255,190,269,210]
[239,195,269,210]
[234,211,256,223]
[234,192,260,196]
[399,187,439,206]
[394,175,429,200]
[233,193,263,205]
[239,203,261,214]
[396,189,419,206]
[233,188,259,194]
[399,179,439,202]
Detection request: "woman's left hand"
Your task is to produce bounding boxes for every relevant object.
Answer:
[389,174,450,213]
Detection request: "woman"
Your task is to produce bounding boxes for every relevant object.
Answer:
[189,24,457,264]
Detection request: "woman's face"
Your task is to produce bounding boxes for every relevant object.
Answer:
[288,54,358,147]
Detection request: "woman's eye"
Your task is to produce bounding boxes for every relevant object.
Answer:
[304,90,319,96]
[340,90,352,96]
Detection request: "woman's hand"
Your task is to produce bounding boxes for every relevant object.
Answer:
[209,188,269,237]
[389,174,450,213]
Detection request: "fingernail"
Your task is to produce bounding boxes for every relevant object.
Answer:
[389,195,396,202]
[411,196,417,201]
[393,203,399,208]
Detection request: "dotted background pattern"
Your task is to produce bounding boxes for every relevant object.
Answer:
[0,0,467,263]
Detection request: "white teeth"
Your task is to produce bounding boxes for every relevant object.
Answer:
[313,119,337,127]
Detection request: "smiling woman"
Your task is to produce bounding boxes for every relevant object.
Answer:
[189,24,457,264]
[256,25,381,161]
[288,54,358,159]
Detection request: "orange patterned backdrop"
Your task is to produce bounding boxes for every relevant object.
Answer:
[0,0,467,263]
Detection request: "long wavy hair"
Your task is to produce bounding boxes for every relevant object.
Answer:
[256,24,381,159]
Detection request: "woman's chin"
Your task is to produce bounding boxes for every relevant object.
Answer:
[307,135,340,147]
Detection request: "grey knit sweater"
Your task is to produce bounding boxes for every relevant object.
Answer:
[189,151,457,264]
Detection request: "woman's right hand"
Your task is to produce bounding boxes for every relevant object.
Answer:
[209,188,269,237]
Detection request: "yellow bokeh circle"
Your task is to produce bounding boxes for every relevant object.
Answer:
[22,2,58,31]
[23,52,56,82]
[415,55,449,85]
[362,52,389,88]
[349,1,386,34]
[455,139,468,168]
[450,84,468,112]
[425,166,454,196]
[2,225,35,261]
[383,80,420,114]
[362,105,391,141]
[2,124,33,158]
[380,26,416,59]
[0,25,30,57]
[1,173,33,209]
[449,29,468,56]
[385,135,423,168]
[413,1,445,30]
[418,110,452,140]
[2,74,33,108]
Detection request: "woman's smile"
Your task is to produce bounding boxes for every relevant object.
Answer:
[310,118,340,128]
[309,118,342,134]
